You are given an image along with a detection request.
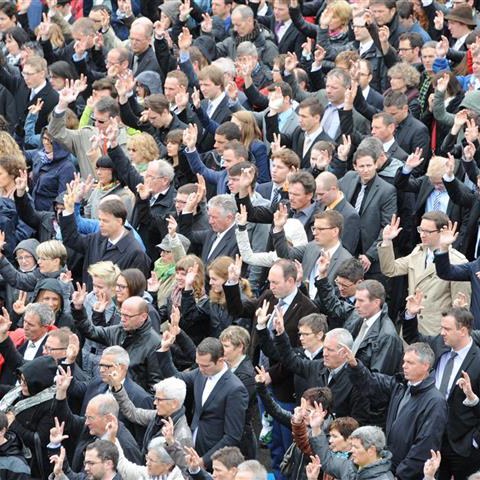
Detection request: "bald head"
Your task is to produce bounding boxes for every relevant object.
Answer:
[120,296,149,331]
[316,172,340,205]
[130,18,153,54]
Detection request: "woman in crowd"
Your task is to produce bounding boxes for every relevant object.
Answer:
[126,132,160,175]
[387,62,421,118]
[166,129,197,188]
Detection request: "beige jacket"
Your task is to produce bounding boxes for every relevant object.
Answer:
[378,242,471,335]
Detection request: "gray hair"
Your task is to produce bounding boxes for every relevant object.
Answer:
[350,426,386,454]
[90,393,120,417]
[154,377,187,405]
[326,68,351,88]
[236,460,268,480]
[405,342,435,369]
[102,346,130,367]
[207,194,238,217]
[232,5,254,20]
[325,328,353,349]
[151,159,175,182]
[356,137,384,162]
[25,303,55,327]
[213,58,236,78]
[131,17,154,37]
[148,437,175,464]
[237,41,257,58]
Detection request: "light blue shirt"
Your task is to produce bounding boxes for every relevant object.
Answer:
[425,189,449,214]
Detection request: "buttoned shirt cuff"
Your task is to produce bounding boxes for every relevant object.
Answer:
[443,173,455,182]
[404,311,416,320]
[402,165,413,174]
[463,395,479,407]
[311,63,322,72]
[224,280,239,286]
[256,324,267,331]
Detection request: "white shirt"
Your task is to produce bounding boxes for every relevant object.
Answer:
[362,85,371,101]
[453,33,469,52]
[435,339,472,397]
[23,333,48,361]
[202,363,229,405]
[276,19,292,42]
[382,137,395,153]
[207,222,235,259]
[359,40,374,56]
[359,310,382,340]
[206,92,226,118]
[304,346,322,360]
[108,230,126,246]
[303,125,323,156]
[309,242,341,298]
[30,81,47,100]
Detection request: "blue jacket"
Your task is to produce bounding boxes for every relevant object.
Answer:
[25,140,75,211]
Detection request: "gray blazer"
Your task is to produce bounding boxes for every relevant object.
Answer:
[339,172,397,271]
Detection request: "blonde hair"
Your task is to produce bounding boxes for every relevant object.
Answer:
[232,111,262,149]
[127,133,160,165]
[208,256,252,305]
[219,325,250,352]
[426,156,447,180]
[36,240,68,266]
[176,255,205,299]
[49,23,65,49]
[88,261,121,288]
[0,132,25,164]
[329,0,352,27]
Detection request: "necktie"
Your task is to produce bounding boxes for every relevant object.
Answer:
[271,187,281,207]
[28,341,36,348]
[396,386,411,418]
[132,55,139,74]
[321,103,340,139]
[29,90,36,101]
[351,319,369,354]
[432,190,442,212]
[206,101,214,117]
[439,351,458,396]
[105,241,115,252]
[275,21,284,37]
[303,134,312,157]
[354,184,366,213]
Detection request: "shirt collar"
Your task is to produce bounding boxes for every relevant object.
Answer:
[304,124,324,141]
[207,362,229,381]
[31,81,47,96]
[305,346,322,360]
[215,221,235,240]
[364,309,382,328]
[279,287,298,308]
[109,229,126,245]
[294,201,316,218]
[208,92,226,113]
[452,338,473,359]
[383,137,396,152]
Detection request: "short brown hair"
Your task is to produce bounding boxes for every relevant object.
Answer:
[329,417,359,439]
[298,313,328,335]
[299,97,324,118]
[288,171,316,195]
[421,211,449,230]
[198,65,224,87]
[356,280,386,306]
[98,198,128,224]
[0,154,26,178]
[219,326,250,353]
[166,70,188,89]
[314,209,344,236]
[271,149,300,169]
[144,94,169,114]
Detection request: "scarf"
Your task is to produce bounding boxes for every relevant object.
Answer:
[234,21,261,46]
[0,385,56,415]
[99,180,120,192]
[154,261,176,281]
[170,285,183,308]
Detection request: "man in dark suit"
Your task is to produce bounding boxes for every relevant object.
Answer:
[272,209,352,299]
[266,97,334,169]
[315,172,360,255]
[157,337,249,469]
[0,55,58,145]
[130,18,162,77]
[60,197,151,288]
[402,303,480,480]
[339,149,397,277]
[179,193,239,265]
[223,258,317,477]
[108,145,177,262]
[371,112,408,162]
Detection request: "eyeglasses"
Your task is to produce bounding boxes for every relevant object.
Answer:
[98,363,116,369]
[116,284,128,290]
[91,116,108,124]
[311,226,335,233]
[120,312,142,319]
[43,345,66,353]
[144,173,163,180]
[398,48,413,52]
[22,70,40,76]
[416,227,439,235]
[153,397,173,402]
[16,255,33,262]
[37,256,53,261]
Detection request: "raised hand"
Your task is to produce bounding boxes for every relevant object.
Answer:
[338,342,357,367]
[308,401,327,432]
[382,214,402,242]
[12,291,28,316]
[284,52,298,73]
[28,98,44,115]
[0,307,11,339]
[71,282,87,310]
[358,254,371,272]
[105,415,119,443]
[226,81,239,102]
[136,183,152,201]
[36,13,52,40]
[191,87,201,109]
[464,140,477,162]
[315,251,331,278]
[170,305,181,337]
[273,203,289,231]
[319,5,333,28]
[434,10,444,31]
[65,334,80,364]
[161,417,175,445]
[453,291,470,308]
[464,118,479,144]
[405,148,424,170]
[301,37,313,57]
[239,167,256,194]
[227,254,242,284]
[337,135,352,162]
[423,450,441,480]
[182,123,198,150]
[185,446,204,471]
[50,417,69,444]
[185,262,199,290]
[236,204,248,226]
[179,0,193,22]
[175,91,190,112]
[406,289,424,317]
[105,117,120,149]
[93,290,109,313]
[453,109,469,130]
[255,299,271,328]
[201,13,213,33]
[294,259,303,284]
[313,45,326,66]
[49,446,66,477]
[118,0,133,16]
[268,86,284,113]
[254,365,271,384]
[270,133,285,155]
[161,329,177,351]
[0,230,5,253]
[14,169,29,197]
[115,71,135,102]
[457,370,477,401]
[55,366,72,399]
[59,270,72,284]
[438,220,458,251]
[273,305,285,335]
[147,271,160,292]
[306,455,322,480]
[445,153,455,177]
[58,79,81,108]
[167,215,178,237]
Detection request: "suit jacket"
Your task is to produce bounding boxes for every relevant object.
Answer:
[178,214,239,265]
[378,242,470,335]
[387,140,408,162]
[394,168,469,252]
[197,95,232,153]
[339,172,397,271]
[157,351,249,469]
[260,17,305,57]
[403,315,480,457]
[132,46,162,77]
[366,87,384,111]
[223,284,318,401]
[317,197,360,254]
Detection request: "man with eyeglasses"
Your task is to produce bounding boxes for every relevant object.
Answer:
[71,290,163,394]
[379,211,469,335]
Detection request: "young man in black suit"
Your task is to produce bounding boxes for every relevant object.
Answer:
[157,336,249,470]
[403,302,480,480]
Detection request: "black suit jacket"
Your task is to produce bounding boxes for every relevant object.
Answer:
[197,95,232,152]
[223,284,318,402]
[366,87,384,111]
[387,140,408,162]
[258,16,305,57]
[403,314,480,457]
[132,46,162,77]
[157,351,249,469]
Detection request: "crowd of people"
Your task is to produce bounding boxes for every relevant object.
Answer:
[1,0,480,478]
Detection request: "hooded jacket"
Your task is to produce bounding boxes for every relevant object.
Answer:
[32,278,74,329]
[25,138,75,212]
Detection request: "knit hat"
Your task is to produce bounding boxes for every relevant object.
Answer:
[14,239,40,261]
[193,36,217,63]
[445,5,476,26]
[159,0,182,23]
[459,90,480,115]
